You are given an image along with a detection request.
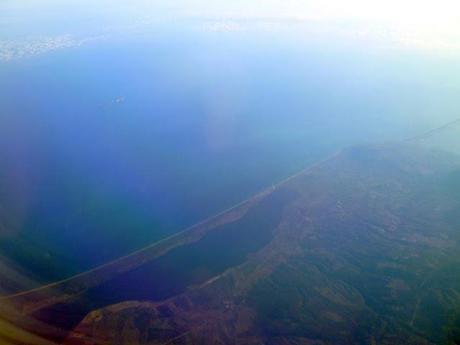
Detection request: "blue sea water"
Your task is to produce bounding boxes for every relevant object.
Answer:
[1,21,460,287]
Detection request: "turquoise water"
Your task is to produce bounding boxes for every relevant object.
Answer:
[1,23,460,287]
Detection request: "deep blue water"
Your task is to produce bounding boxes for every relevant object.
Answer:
[1,26,460,287]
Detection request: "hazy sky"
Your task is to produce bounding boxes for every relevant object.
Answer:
[1,0,460,54]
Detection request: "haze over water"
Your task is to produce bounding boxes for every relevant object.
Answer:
[1,0,460,288]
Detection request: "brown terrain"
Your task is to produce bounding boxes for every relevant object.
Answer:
[62,143,460,345]
[3,122,460,345]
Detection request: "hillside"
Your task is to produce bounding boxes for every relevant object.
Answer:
[61,143,460,345]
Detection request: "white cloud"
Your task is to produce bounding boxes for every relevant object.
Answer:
[201,21,245,33]
[194,10,460,53]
